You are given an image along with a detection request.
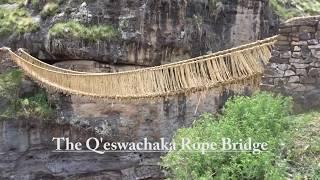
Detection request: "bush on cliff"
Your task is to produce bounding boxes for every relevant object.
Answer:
[0,69,22,108]
[162,92,294,179]
[0,7,39,36]
[0,69,54,120]
[40,2,59,18]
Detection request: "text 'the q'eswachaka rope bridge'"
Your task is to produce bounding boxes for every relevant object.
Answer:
[0,35,278,100]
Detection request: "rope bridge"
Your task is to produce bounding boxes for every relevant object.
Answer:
[0,36,277,100]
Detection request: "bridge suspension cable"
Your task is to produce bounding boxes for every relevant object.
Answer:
[0,36,277,100]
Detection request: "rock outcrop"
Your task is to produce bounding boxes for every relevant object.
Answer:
[1,0,277,66]
[0,118,163,179]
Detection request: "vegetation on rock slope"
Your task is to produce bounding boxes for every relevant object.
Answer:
[0,69,54,120]
[162,92,320,179]
[49,21,119,42]
[209,0,320,20]
[0,7,39,36]
[270,0,320,20]
[40,2,59,18]
[0,0,24,4]
[286,111,320,178]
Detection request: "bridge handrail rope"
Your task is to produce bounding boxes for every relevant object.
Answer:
[17,48,86,74]
[284,15,320,23]
[12,35,277,75]
[0,36,277,100]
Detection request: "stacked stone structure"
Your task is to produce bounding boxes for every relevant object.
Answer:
[262,16,320,110]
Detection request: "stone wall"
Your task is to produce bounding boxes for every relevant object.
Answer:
[262,16,320,110]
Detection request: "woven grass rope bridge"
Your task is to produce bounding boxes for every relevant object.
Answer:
[0,35,278,100]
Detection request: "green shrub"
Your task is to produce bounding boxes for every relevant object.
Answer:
[270,0,320,20]
[0,69,22,100]
[31,0,40,10]
[15,90,54,119]
[0,69,23,117]
[0,8,39,36]
[49,21,119,42]
[31,0,39,6]
[40,2,59,18]
[162,92,293,179]
[0,70,54,120]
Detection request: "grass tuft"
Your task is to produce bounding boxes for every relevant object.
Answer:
[285,111,320,178]
[49,21,119,42]
[40,2,59,18]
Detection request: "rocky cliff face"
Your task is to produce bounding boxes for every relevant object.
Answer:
[0,118,163,179]
[45,0,276,141]
[1,0,277,66]
[52,89,240,141]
